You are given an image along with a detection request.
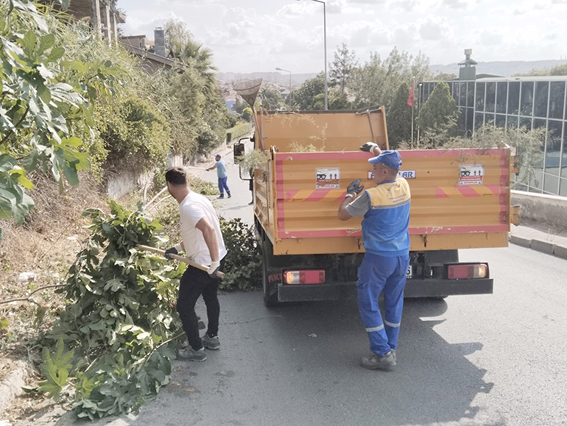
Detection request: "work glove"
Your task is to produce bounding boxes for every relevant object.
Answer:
[207,260,221,277]
[164,246,179,260]
[359,142,378,152]
[346,179,364,198]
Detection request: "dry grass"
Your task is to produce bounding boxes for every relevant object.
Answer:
[0,172,108,382]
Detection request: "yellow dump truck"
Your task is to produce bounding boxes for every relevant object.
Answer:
[234,108,517,306]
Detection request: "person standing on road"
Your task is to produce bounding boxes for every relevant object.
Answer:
[337,143,411,371]
[206,154,231,199]
[164,167,227,362]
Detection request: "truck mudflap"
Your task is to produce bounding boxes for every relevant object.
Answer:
[276,278,493,303]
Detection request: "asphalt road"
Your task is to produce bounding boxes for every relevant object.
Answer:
[57,150,567,426]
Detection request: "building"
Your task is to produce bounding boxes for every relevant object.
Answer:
[419,51,567,197]
[120,29,178,73]
[66,0,125,45]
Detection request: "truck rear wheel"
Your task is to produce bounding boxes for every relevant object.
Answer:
[261,238,279,307]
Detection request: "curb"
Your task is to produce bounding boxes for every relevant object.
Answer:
[509,236,567,261]
[0,362,29,416]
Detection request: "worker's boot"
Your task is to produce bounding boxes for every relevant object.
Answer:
[360,351,396,371]
[202,334,220,350]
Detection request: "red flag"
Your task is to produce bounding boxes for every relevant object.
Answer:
[407,83,415,107]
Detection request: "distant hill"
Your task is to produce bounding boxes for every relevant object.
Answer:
[430,60,567,77]
[220,60,567,88]
[217,71,317,86]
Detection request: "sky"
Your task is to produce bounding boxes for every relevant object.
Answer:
[118,0,567,74]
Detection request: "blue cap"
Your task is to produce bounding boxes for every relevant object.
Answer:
[215,154,221,159]
[368,150,402,170]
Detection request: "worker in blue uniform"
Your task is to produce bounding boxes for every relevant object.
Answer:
[338,143,411,371]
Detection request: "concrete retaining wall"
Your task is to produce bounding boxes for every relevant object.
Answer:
[511,190,567,232]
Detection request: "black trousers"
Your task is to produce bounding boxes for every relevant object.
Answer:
[177,263,222,350]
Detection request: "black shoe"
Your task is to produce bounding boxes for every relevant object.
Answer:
[228,194,232,198]
[202,335,220,350]
[218,195,224,199]
[178,347,207,362]
[360,352,396,371]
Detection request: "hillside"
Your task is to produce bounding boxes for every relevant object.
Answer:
[221,60,567,86]
[430,59,567,77]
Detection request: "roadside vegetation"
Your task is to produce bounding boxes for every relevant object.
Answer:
[0,1,239,421]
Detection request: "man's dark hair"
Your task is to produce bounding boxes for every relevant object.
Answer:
[165,167,188,186]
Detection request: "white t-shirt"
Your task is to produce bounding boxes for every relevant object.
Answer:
[179,191,227,265]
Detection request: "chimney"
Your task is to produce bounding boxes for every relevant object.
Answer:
[154,27,165,57]
[458,48,477,81]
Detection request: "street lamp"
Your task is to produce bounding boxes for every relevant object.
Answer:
[296,0,327,110]
[276,67,292,110]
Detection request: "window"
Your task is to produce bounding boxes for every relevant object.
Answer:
[520,81,534,116]
[495,114,506,128]
[546,120,562,176]
[476,82,485,111]
[485,113,495,126]
[466,108,474,135]
[549,81,565,120]
[534,81,549,118]
[529,169,543,192]
[475,113,484,130]
[459,82,466,106]
[560,178,567,197]
[449,82,458,104]
[520,117,532,130]
[562,122,567,179]
[544,174,559,195]
[533,118,546,130]
[467,82,474,107]
[496,82,507,114]
[507,115,518,129]
[486,82,496,112]
[508,82,520,115]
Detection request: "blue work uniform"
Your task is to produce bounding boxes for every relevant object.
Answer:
[346,177,411,356]
[215,160,231,197]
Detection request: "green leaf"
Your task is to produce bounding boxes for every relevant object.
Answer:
[0,155,17,172]
[15,173,34,190]
[0,317,9,329]
[38,34,55,56]
[46,47,65,63]
[39,337,74,397]
[22,30,38,59]
[12,192,34,224]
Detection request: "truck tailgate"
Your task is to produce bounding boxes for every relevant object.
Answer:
[270,148,511,255]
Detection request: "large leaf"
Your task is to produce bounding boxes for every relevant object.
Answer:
[37,33,55,56]
[46,47,65,63]
[22,30,38,60]
[39,338,74,397]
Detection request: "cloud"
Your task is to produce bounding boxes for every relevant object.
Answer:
[478,30,503,46]
[394,0,418,12]
[418,16,452,41]
[441,0,468,9]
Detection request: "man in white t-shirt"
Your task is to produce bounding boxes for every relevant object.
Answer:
[164,167,227,362]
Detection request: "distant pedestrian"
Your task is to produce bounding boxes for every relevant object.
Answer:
[206,154,231,199]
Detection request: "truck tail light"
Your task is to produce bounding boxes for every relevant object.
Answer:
[284,270,326,285]
[447,263,488,280]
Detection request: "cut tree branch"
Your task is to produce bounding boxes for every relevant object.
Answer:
[0,284,66,306]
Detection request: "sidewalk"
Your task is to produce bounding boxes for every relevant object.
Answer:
[509,224,567,260]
